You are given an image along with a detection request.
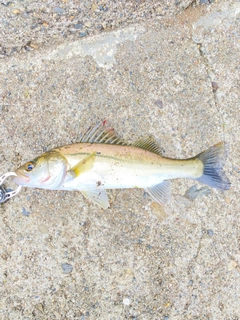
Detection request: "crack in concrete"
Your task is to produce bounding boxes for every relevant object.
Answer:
[194,40,226,142]
[196,42,217,105]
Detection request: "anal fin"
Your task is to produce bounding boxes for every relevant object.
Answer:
[145,181,171,205]
[81,189,109,209]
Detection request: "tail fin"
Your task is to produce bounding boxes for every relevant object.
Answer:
[196,142,230,191]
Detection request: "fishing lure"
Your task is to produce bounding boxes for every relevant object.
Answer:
[0,172,22,203]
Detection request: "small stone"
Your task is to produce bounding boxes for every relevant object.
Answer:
[155,99,163,109]
[60,217,68,226]
[54,7,65,15]
[156,7,163,14]
[207,229,214,237]
[95,25,103,30]
[103,6,108,12]
[61,263,73,273]
[38,224,49,234]
[29,43,38,50]
[35,303,44,313]
[84,2,91,9]
[12,9,21,14]
[84,21,92,28]
[188,280,193,286]
[150,202,166,221]
[185,185,211,200]
[228,260,237,271]
[69,29,77,34]
[102,22,107,29]
[212,81,218,93]
[173,74,183,85]
[74,23,83,29]
[123,298,130,305]
[79,31,88,38]
[22,207,30,216]
[175,195,193,207]
[91,4,98,11]
[225,196,231,204]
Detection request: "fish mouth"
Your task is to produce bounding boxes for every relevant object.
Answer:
[13,172,30,185]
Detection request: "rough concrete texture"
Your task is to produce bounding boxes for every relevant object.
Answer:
[0,0,194,58]
[0,0,239,319]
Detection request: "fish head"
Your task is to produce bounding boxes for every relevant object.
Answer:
[14,151,67,189]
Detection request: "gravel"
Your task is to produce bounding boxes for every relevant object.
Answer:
[22,207,30,216]
[207,229,214,237]
[0,0,195,59]
[0,0,239,319]
[185,185,211,200]
[61,263,73,273]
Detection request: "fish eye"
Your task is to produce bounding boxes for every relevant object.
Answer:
[25,162,35,172]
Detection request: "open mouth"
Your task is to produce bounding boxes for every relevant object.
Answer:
[13,172,30,185]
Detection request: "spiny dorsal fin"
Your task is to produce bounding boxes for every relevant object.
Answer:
[80,121,127,145]
[132,136,162,155]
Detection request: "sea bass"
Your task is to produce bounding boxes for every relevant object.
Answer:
[14,122,230,209]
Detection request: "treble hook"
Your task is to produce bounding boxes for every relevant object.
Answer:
[0,172,22,203]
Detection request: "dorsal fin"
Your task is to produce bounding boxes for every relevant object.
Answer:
[80,121,127,145]
[132,136,162,155]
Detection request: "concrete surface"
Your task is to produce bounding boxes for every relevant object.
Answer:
[0,0,239,319]
[0,0,194,58]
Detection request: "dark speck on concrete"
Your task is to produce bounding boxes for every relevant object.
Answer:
[79,31,88,38]
[61,263,73,273]
[155,99,163,109]
[212,81,219,93]
[74,24,83,29]
[99,5,108,12]
[207,229,214,237]
[200,0,212,4]
[54,7,65,15]
[188,280,193,286]
[22,207,30,216]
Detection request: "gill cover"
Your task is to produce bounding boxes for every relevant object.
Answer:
[14,151,67,189]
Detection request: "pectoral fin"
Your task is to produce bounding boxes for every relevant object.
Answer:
[71,153,96,177]
[145,181,171,205]
[81,189,109,209]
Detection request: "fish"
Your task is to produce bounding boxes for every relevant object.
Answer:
[14,121,230,209]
